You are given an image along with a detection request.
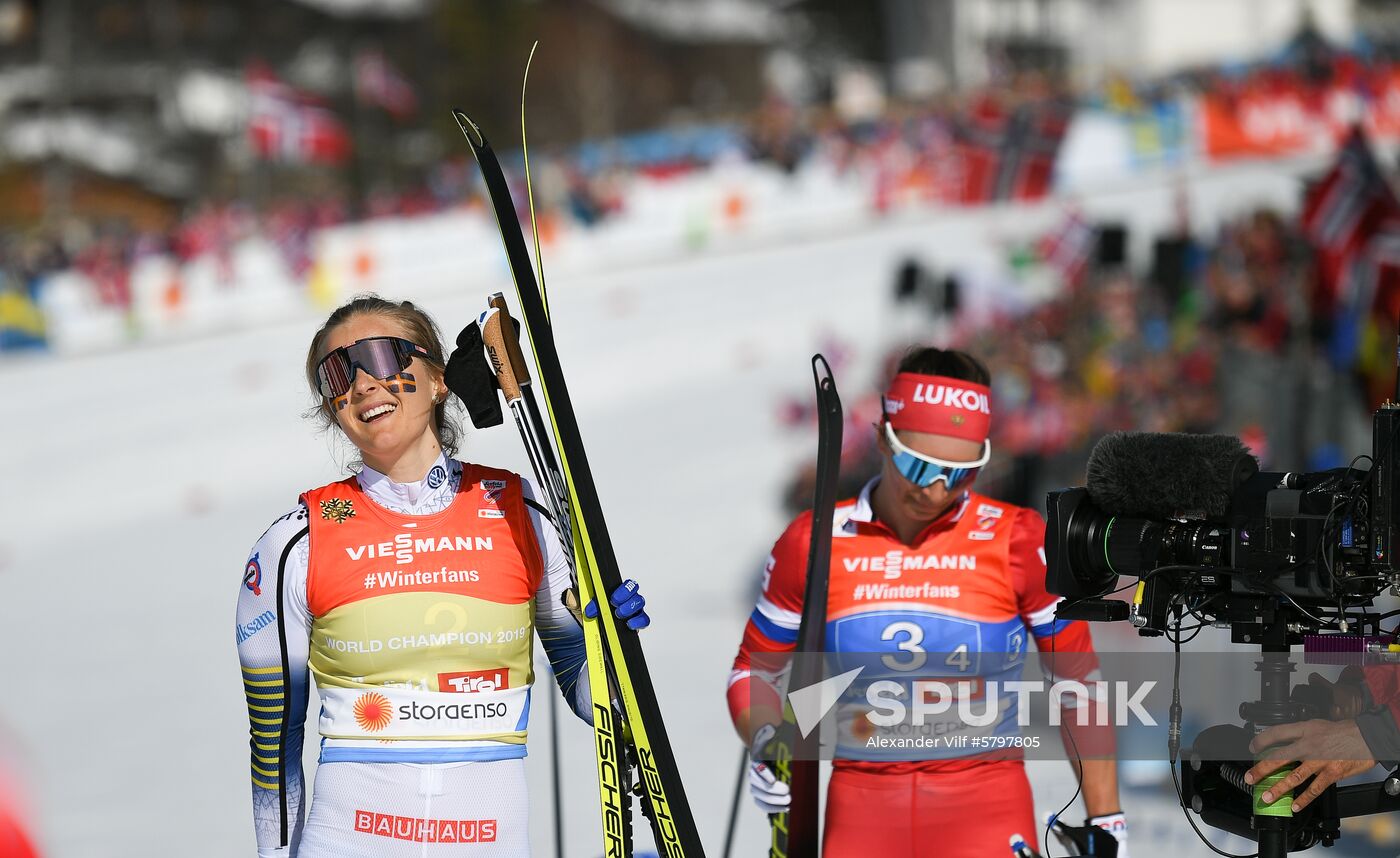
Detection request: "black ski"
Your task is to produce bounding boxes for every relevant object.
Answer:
[770,355,843,858]
[454,109,706,858]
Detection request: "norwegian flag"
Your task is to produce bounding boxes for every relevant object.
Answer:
[1302,126,1400,349]
[354,49,418,119]
[1302,126,1398,258]
[953,96,1071,204]
[1038,208,1097,287]
[246,62,351,165]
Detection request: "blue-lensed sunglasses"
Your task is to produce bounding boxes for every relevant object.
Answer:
[882,421,989,488]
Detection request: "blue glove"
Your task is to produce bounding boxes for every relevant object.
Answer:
[583,579,650,630]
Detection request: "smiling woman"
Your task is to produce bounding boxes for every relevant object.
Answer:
[235,294,651,858]
[304,296,458,477]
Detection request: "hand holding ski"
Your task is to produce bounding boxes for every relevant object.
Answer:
[769,355,844,858]
[457,101,704,856]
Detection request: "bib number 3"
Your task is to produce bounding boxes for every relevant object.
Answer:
[879,623,973,675]
[880,621,927,671]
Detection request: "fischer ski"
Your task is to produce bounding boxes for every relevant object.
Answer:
[478,298,634,858]
[453,90,705,858]
[770,355,843,858]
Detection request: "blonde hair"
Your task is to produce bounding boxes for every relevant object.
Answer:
[304,294,459,456]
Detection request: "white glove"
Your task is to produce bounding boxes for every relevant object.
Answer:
[1089,812,1128,858]
[747,723,791,815]
[1046,811,1128,857]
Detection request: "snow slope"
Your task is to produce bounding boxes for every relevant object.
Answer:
[3,158,1385,857]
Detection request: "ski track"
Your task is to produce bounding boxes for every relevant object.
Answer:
[0,166,1384,857]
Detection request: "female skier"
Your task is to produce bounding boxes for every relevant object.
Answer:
[237,295,647,856]
[728,347,1126,857]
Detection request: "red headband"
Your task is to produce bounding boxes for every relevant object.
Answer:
[882,372,992,443]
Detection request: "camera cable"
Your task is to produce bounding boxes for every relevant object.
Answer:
[1167,597,1260,858]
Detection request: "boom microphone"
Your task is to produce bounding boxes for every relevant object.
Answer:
[1086,432,1258,520]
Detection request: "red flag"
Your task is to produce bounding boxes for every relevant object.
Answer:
[354,49,418,119]
[1003,101,1072,201]
[1302,126,1400,310]
[1375,230,1400,323]
[953,96,1006,204]
[1038,208,1097,286]
[953,96,1071,204]
[246,62,351,165]
[1346,227,1400,325]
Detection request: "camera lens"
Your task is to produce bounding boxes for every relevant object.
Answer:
[1047,488,1229,598]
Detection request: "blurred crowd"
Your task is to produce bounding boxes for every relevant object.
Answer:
[13,38,1398,311]
[781,204,1381,514]
[7,39,1400,493]
[13,34,1400,318]
[0,152,632,317]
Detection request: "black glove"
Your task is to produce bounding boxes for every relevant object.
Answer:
[1047,814,1120,857]
[444,318,517,429]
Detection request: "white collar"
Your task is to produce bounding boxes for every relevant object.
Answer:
[848,476,970,529]
[356,453,458,514]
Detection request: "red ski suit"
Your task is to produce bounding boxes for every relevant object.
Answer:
[728,481,1113,857]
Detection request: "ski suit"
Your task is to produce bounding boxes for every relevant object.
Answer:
[237,455,587,857]
[728,479,1111,857]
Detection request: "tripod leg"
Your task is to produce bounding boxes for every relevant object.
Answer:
[1258,827,1288,857]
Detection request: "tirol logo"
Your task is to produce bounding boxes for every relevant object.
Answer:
[426,465,447,489]
[243,554,262,596]
[438,668,509,693]
[353,691,394,732]
[321,497,356,523]
[912,383,991,414]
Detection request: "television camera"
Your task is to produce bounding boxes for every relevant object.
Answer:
[1045,403,1400,855]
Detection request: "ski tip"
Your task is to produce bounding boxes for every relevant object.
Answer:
[451,110,485,148]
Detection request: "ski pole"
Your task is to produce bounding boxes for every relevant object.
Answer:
[479,300,571,548]
[478,305,568,857]
[722,745,747,858]
[479,297,636,857]
[548,663,564,858]
[488,294,573,528]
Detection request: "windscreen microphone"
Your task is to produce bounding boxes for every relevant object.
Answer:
[1086,432,1258,520]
